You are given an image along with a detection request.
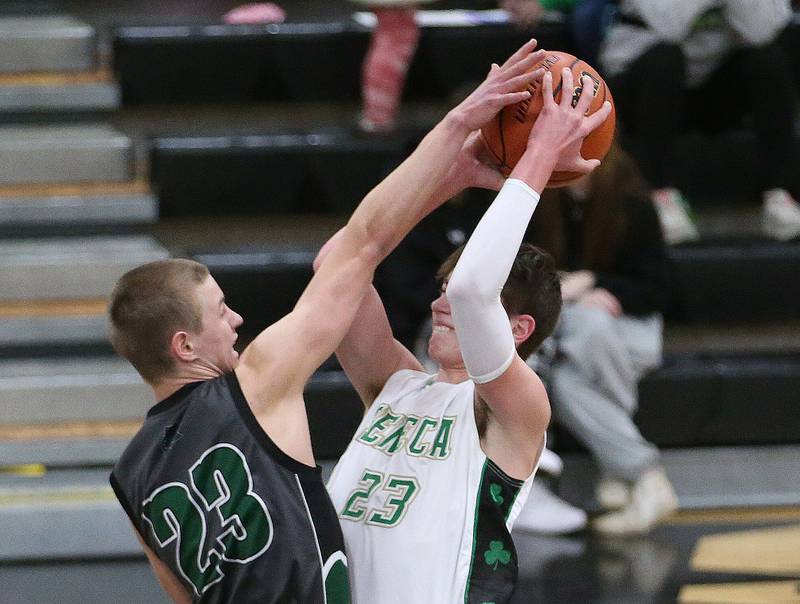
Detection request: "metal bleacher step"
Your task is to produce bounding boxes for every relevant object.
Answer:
[0,298,109,350]
[663,322,800,356]
[0,357,151,425]
[0,180,156,227]
[0,124,133,185]
[667,240,800,324]
[185,239,800,354]
[693,203,762,240]
[0,69,120,113]
[153,128,409,217]
[0,419,139,467]
[111,14,567,105]
[0,369,358,467]
[0,468,138,561]
[0,235,169,301]
[0,16,96,74]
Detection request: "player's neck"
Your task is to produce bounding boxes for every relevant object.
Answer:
[152,379,189,403]
[436,365,470,385]
[151,367,218,402]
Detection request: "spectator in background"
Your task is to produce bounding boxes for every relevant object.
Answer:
[349,0,439,133]
[600,0,800,244]
[782,1,800,93]
[500,0,545,26]
[517,143,677,536]
[223,3,286,23]
[502,0,617,66]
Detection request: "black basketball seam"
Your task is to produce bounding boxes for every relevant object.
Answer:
[498,109,508,169]
[552,57,582,100]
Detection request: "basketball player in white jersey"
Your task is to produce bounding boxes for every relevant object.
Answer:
[322,70,612,602]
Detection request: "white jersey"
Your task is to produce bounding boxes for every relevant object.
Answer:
[326,370,539,604]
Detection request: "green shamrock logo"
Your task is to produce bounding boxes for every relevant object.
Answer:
[484,540,511,570]
[489,483,504,505]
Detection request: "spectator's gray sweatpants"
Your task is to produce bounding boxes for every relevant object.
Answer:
[550,304,663,482]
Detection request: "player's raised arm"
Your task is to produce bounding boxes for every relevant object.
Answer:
[236,41,548,410]
[446,70,612,476]
[311,126,520,407]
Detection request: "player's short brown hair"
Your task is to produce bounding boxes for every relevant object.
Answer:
[108,259,209,383]
[437,243,562,359]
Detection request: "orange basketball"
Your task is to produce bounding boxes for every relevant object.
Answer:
[481,50,616,187]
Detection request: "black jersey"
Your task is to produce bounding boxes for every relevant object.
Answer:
[110,372,351,603]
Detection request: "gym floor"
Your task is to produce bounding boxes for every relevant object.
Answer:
[1,509,798,603]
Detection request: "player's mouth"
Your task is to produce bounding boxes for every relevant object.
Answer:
[432,325,453,333]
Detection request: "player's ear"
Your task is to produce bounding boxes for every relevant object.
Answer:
[170,331,196,363]
[511,314,536,345]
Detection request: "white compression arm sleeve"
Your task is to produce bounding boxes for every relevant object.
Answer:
[446,178,540,383]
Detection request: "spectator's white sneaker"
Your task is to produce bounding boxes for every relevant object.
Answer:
[652,188,700,245]
[514,481,587,535]
[762,189,800,241]
[592,467,678,536]
[596,477,631,511]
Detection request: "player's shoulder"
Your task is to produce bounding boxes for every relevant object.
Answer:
[381,368,434,394]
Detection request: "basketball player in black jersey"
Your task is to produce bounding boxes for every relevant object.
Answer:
[108,40,549,604]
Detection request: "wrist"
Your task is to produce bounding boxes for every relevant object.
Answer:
[509,141,557,191]
[441,110,473,140]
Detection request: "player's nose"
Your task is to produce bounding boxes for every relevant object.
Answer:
[431,291,450,313]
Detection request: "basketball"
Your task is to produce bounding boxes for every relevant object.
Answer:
[481,50,616,187]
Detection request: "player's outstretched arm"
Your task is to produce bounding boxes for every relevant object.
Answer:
[447,71,611,479]
[313,231,422,407]
[236,41,548,412]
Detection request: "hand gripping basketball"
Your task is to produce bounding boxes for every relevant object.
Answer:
[480,50,616,187]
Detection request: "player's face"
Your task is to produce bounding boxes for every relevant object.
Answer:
[191,276,244,374]
[427,279,464,367]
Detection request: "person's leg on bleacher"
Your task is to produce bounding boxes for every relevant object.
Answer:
[549,304,678,535]
[358,5,420,133]
[608,43,700,245]
[742,39,800,240]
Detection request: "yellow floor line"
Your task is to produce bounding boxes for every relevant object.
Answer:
[679,580,800,603]
[664,507,800,525]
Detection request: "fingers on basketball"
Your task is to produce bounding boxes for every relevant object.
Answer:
[480,50,616,186]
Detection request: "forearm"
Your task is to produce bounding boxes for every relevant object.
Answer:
[447,179,541,382]
[343,113,472,264]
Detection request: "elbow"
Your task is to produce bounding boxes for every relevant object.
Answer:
[312,252,324,273]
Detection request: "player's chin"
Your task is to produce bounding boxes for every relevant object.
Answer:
[427,337,448,363]
[227,350,240,371]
